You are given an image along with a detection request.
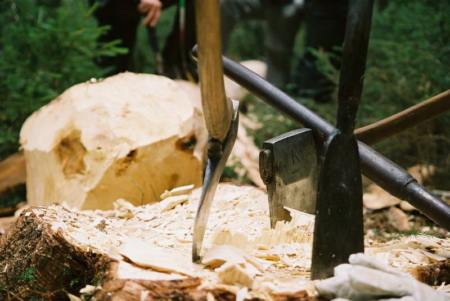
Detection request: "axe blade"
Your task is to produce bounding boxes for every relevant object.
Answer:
[192,99,240,262]
[260,129,318,228]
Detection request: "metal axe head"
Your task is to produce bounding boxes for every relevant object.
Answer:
[259,129,318,228]
[192,99,239,262]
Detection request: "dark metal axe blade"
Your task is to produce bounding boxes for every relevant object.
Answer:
[260,129,318,228]
[311,0,374,279]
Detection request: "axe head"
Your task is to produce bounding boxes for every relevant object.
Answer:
[259,129,318,228]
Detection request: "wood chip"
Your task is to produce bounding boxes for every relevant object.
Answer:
[119,239,197,277]
[160,184,195,200]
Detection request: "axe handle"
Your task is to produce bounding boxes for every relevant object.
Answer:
[220,55,450,231]
[355,90,450,145]
[194,0,232,142]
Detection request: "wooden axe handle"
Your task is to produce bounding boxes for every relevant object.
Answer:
[195,0,232,142]
[355,90,450,145]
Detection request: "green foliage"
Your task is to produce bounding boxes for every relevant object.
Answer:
[0,0,448,190]
[364,0,450,113]
[0,0,124,160]
[17,267,36,281]
[227,21,266,61]
[360,0,450,185]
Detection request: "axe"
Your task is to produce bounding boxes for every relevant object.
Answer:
[311,0,373,278]
[191,0,239,262]
[219,54,450,233]
[260,89,450,228]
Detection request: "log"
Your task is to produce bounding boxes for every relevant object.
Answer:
[3,62,266,211]
[20,73,206,210]
[1,184,448,300]
[0,153,26,215]
[412,259,450,286]
[0,184,316,300]
[0,152,26,196]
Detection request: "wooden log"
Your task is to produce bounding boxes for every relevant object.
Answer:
[0,152,26,196]
[4,62,266,212]
[0,153,27,217]
[20,73,206,210]
[0,184,316,300]
[412,260,450,286]
[1,184,448,299]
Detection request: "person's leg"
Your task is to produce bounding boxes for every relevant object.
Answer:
[161,5,183,80]
[220,0,264,52]
[93,0,141,76]
[264,0,304,87]
[162,0,198,81]
[292,0,348,102]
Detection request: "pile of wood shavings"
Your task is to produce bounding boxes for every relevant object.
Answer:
[367,235,450,274]
[28,183,450,298]
[34,184,315,297]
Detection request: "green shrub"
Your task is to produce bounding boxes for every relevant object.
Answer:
[0,0,124,160]
[361,0,450,187]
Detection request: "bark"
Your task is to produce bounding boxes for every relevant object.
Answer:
[0,209,316,300]
[0,208,108,299]
[412,260,450,286]
[0,184,317,300]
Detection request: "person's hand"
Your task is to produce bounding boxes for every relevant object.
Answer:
[139,0,162,27]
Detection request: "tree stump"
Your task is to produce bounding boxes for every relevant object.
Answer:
[0,184,316,300]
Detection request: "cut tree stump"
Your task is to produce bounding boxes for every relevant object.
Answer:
[413,260,450,286]
[20,73,206,210]
[0,184,316,300]
[1,184,449,300]
[17,65,268,210]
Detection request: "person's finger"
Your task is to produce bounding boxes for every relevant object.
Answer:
[142,7,156,26]
[150,9,161,27]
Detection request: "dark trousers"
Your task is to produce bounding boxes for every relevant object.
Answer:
[162,0,198,81]
[92,0,141,76]
[292,0,348,102]
[92,0,197,80]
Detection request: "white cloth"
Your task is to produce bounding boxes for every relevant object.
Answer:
[315,253,449,301]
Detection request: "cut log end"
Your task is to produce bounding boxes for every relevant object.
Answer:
[2,184,449,300]
[0,184,317,300]
[20,73,206,210]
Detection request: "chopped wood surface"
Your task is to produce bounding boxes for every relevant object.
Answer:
[15,68,268,212]
[1,184,449,300]
[20,73,205,210]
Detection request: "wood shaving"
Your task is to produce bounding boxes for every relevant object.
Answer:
[160,184,195,200]
[22,183,450,299]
